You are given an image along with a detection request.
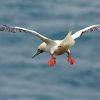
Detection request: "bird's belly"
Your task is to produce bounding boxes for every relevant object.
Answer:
[54,50,65,55]
[54,47,68,55]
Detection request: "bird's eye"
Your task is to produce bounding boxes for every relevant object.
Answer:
[38,49,40,51]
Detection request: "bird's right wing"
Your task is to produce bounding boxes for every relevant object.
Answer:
[0,25,56,45]
[72,25,100,40]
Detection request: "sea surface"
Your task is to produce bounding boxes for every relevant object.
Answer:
[0,0,100,100]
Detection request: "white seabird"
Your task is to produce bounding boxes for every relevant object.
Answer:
[0,24,100,67]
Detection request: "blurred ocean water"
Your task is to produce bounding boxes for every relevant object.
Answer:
[0,0,100,100]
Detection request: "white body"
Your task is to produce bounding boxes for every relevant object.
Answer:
[0,24,100,57]
[40,32,75,55]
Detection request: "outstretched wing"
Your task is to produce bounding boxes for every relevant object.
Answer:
[0,25,56,45]
[72,25,100,40]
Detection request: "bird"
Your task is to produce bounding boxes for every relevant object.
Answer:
[0,24,100,67]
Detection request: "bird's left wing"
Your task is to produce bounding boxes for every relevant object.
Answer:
[72,25,100,40]
[0,25,56,45]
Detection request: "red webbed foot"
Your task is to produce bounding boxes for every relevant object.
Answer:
[67,57,76,65]
[66,50,76,65]
[48,56,56,67]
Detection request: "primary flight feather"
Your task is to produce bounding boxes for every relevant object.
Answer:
[72,25,100,39]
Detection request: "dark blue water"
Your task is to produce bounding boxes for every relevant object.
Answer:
[0,0,100,100]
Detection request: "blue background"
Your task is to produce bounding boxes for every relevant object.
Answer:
[0,0,100,100]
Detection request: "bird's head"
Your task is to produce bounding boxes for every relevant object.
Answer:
[32,42,46,58]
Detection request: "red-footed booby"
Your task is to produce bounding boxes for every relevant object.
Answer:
[0,24,100,67]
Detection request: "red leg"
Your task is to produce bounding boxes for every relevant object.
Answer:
[66,50,76,65]
[48,54,56,67]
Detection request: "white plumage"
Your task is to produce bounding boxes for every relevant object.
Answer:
[0,24,100,67]
[72,25,100,39]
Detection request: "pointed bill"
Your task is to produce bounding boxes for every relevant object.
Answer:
[32,49,44,58]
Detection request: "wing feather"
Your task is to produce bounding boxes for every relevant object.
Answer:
[72,25,100,39]
[0,25,56,45]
